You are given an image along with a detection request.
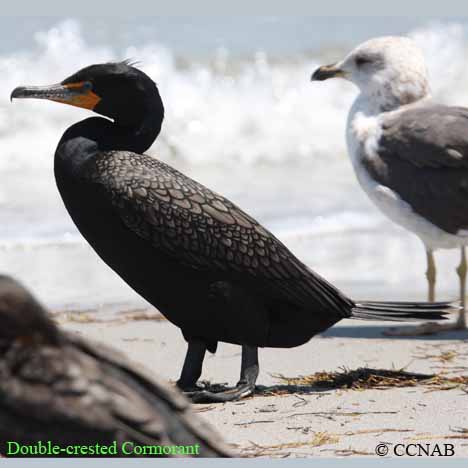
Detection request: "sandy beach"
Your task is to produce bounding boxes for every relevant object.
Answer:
[58,308,468,458]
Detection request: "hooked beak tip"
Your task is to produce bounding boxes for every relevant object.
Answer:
[311,64,345,82]
[10,86,25,102]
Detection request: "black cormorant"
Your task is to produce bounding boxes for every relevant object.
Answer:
[0,275,232,457]
[11,62,453,402]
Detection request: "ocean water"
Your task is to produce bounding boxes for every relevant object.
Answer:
[1,17,467,310]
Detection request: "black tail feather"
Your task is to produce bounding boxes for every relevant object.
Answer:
[355,301,453,310]
[351,300,457,322]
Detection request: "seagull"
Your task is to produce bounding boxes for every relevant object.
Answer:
[0,275,232,457]
[311,36,467,335]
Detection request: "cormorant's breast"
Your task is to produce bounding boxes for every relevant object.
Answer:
[54,148,202,319]
[53,145,272,347]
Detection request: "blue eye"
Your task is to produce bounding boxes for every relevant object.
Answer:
[82,81,93,91]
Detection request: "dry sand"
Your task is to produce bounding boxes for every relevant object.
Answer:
[59,308,468,458]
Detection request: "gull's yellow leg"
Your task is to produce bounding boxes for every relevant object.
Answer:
[455,247,467,329]
[426,248,436,302]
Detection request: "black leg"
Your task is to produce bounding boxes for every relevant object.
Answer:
[238,345,259,387]
[176,340,207,390]
[189,345,259,403]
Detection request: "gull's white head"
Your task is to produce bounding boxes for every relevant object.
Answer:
[312,36,430,111]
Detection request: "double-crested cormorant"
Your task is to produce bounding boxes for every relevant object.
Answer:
[0,275,232,457]
[11,62,453,402]
[311,36,468,335]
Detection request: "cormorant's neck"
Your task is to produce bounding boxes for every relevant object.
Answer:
[111,96,164,153]
[59,111,161,153]
[54,114,160,180]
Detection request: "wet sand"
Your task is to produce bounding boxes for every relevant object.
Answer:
[60,310,468,458]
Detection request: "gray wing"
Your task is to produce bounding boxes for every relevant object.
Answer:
[83,151,351,314]
[364,104,468,234]
[0,335,232,456]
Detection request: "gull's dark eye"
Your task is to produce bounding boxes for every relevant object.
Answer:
[355,56,372,67]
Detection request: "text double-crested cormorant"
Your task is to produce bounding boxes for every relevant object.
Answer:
[0,275,232,456]
[11,62,453,402]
